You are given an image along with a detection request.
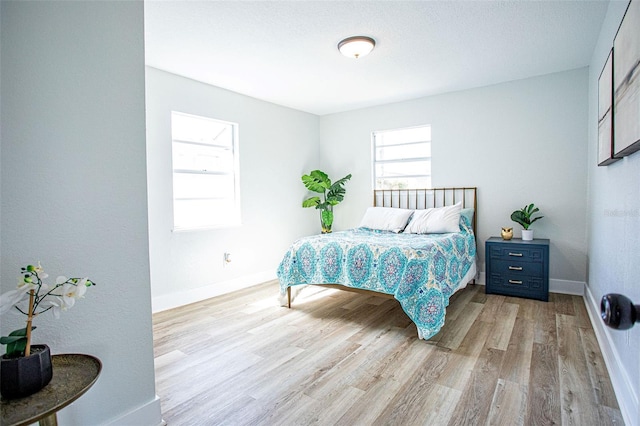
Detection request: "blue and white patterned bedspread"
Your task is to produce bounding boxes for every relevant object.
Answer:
[277,216,476,340]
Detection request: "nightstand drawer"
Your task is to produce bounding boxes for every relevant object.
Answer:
[492,259,543,276]
[489,245,545,262]
[486,273,546,301]
[488,273,544,290]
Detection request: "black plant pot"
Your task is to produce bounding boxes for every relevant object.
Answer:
[0,344,53,399]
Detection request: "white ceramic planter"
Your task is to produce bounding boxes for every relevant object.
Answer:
[521,229,534,241]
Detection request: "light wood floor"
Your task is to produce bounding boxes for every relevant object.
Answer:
[153,281,623,425]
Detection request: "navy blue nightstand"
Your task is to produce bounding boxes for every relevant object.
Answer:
[485,237,550,301]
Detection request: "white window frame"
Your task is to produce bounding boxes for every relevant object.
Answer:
[372,125,432,190]
[171,111,241,231]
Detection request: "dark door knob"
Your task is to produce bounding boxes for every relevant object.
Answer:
[601,293,639,330]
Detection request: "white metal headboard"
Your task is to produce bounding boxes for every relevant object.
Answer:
[373,187,477,235]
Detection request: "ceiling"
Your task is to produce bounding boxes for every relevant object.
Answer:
[144,0,610,116]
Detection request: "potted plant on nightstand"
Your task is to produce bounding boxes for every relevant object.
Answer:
[0,263,95,399]
[511,203,543,241]
[301,170,352,233]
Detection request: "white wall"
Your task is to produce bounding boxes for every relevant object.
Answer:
[319,68,589,289]
[1,2,161,425]
[586,1,639,424]
[0,0,2,273]
[145,67,319,311]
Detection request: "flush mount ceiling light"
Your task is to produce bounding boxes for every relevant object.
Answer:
[338,36,376,59]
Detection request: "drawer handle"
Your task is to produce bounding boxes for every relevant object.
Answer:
[508,279,523,285]
[508,252,523,257]
[508,266,523,271]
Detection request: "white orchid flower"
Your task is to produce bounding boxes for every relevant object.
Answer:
[74,278,88,298]
[0,289,28,314]
[34,262,48,280]
[47,290,76,316]
[62,283,87,310]
[47,297,64,319]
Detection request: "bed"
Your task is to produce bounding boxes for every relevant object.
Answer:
[277,187,477,340]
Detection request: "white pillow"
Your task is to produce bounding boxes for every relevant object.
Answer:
[404,202,462,234]
[359,207,414,233]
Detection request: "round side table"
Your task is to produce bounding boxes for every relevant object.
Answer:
[1,353,101,426]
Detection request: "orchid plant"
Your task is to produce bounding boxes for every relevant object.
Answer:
[0,263,95,358]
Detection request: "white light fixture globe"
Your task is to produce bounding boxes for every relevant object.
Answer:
[338,36,376,59]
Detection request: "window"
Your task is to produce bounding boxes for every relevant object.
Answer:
[171,111,240,230]
[372,125,431,189]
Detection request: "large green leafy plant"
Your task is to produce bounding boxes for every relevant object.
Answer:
[301,170,352,233]
[510,203,544,230]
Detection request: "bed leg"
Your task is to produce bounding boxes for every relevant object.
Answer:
[287,287,291,308]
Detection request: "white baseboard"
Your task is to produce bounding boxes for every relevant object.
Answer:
[584,285,638,426]
[105,395,165,426]
[152,270,277,313]
[475,272,585,296]
[549,278,585,295]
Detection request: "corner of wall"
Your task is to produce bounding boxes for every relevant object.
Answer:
[105,395,165,426]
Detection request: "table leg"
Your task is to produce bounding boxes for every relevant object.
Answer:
[39,413,58,426]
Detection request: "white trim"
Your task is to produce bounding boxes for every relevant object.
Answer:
[584,285,638,426]
[152,270,277,313]
[105,395,165,426]
[549,278,585,295]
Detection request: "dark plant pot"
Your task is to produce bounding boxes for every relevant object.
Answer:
[0,344,53,399]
